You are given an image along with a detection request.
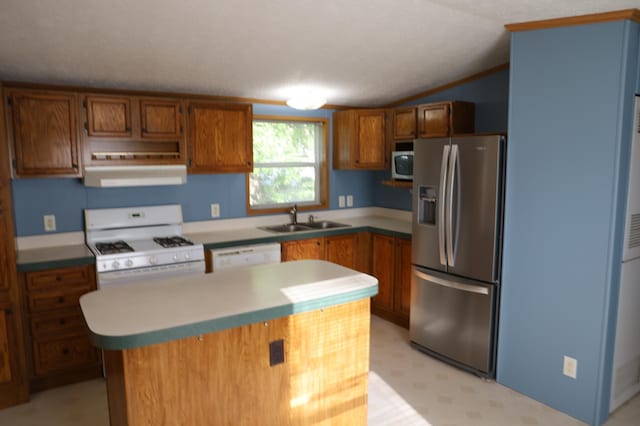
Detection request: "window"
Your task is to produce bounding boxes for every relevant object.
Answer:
[247,115,328,213]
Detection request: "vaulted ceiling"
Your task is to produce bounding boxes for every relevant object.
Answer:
[0,1,638,107]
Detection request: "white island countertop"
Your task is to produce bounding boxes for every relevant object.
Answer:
[80,260,378,350]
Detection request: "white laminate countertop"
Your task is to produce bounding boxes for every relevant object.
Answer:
[79,260,378,350]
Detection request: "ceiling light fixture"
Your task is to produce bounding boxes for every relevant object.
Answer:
[286,94,327,110]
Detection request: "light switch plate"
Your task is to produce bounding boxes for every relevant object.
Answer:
[338,195,345,208]
[44,215,56,232]
[211,203,220,218]
[563,355,577,379]
[347,195,353,207]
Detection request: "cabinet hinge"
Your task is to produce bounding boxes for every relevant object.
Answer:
[11,159,16,169]
[84,123,88,131]
[4,308,12,315]
[179,106,183,114]
[7,96,12,106]
[188,159,192,167]
[82,99,87,108]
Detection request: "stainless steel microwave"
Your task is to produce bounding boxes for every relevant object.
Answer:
[392,151,413,180]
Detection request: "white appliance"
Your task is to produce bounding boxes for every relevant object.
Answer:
[85,204,205,288]
[611,95,640,411]
[210,243,281,271]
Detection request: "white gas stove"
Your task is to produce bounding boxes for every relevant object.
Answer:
[85,204,205,288]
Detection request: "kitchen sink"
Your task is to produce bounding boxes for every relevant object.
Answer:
[260,221,350,233]
[260,224,314,233]
[304,220,351,230]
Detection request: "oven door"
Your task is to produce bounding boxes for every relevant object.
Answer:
[97,260,205,289]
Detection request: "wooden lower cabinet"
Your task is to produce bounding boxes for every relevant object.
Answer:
[0,299,28,408]
[281,233,371,273]
[371,234,412,328]
[21,265,102,391]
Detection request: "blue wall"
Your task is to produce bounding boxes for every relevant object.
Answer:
[498,20,639,425]
[372,68,510,211]
[11,104,376,236]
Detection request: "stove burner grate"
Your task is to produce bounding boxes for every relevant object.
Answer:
[153,236,194,248]
[95,240,134,255]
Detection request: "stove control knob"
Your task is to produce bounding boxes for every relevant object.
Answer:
[149,256,157,265]
[111,261,120,269]
[184,253,191,260]
[126,259,134,267]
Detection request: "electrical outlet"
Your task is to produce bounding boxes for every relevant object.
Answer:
[338,195,345,208]
[210,203,220,218]
[347,195,354,207]
[43,215,56,232]
[563,356,577,379]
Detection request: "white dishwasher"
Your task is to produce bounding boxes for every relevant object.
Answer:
[210,243,281,271]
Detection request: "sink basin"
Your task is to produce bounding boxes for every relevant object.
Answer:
[259,221,351,233]
[304,221,351,230]
[260,224,313,233]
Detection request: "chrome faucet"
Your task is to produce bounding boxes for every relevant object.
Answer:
[289,204,298,224]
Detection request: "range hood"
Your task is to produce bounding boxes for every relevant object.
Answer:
[83,165,187,188]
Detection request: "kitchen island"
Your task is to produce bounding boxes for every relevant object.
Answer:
[79,260,377,425]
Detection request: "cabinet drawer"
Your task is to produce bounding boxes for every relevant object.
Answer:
[27,290,88,314]
[26,266,92,292]
[32,335,99,376]
[30,309,86,339]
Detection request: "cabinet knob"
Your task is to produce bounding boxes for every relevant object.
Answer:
[55,275,62,281]
[57,296,65,303]
[247,161,252,166]
[59,319,66,325]
[62,348,70,355]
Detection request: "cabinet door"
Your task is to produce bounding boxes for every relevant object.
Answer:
[188,102,253,173]
[282,238,324,261]
[7,90,80,176]
[394,238,412,318]
[325,234,356,269]
[0,202,11,292]
[0,306,14,385]
[418,103,450,138]
[393,107,417,140]
[85,95,132,137]
[371,234,394,311]
[140,98,182,139]
[355,110,386,168]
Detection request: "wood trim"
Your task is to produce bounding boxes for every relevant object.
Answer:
[2,81,352,111]
[505,8,640,32]
[246,115,330,216]
[384,63,510,108]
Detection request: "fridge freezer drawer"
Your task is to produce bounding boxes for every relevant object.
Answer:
[409,267,497,376]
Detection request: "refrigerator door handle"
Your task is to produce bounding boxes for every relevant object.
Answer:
[446,144,459,267]
[414,269,489,295]
[438,145,450,266]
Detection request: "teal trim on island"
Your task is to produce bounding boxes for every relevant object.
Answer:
[87,284,377,350]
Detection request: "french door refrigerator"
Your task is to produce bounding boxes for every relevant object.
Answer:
[410,134,506,378]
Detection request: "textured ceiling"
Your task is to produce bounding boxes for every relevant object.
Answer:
[0,0,637,107]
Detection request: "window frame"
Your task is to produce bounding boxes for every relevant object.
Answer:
[246,114,329,215]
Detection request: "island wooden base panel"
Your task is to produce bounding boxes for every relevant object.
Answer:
[104,299,371,425]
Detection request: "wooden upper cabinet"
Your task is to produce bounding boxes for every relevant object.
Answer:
[392,107,417,140]
[333,109,387,170]
[417,101,475,138]
[5,89,80,177]
[187,102,253,173]
[81,94,186,166]
[85,95,132,137]
[140,99,182,139]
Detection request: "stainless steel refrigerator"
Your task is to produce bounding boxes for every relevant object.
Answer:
[410,134,506,378]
